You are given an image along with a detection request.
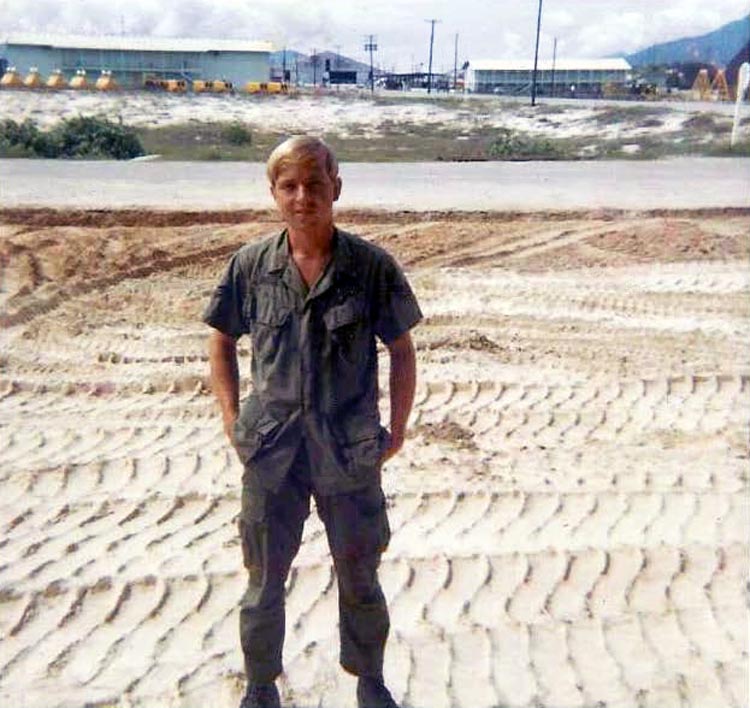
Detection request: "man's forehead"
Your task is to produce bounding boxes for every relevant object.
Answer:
[275,153,329,180]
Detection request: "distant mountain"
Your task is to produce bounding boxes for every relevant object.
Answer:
[625,14,750,67]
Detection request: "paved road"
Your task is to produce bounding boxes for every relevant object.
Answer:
[1,158,748,211]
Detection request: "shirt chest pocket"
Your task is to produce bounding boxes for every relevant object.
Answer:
[323,296,368,362]
[246,288,292,359]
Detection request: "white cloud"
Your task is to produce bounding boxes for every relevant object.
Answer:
[1,0,747,63]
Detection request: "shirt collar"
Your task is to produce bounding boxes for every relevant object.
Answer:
[268,227,359,285]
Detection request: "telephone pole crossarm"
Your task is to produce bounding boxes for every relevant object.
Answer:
[364,34,378,93]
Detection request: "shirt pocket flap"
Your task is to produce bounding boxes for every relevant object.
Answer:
[323,297,364,330]
[256,416,280,437]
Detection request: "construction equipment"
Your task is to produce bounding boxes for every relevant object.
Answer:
[244,81,288,94]
[95,70,119,91]
[193,79,233,93]
[164,79,187,92]
[711,68,730,101]
[69,69,89,89]
[0,66,24,88]
[692,68,711,100]
[46,69,66,89]
[23,67,43,88]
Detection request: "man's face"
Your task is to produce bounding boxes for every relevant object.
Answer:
[270,151,342,233]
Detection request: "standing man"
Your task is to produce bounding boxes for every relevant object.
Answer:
[203,136,421,708]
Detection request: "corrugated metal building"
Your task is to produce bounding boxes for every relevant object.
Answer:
[0,33,272,88]
[466,58,631,96]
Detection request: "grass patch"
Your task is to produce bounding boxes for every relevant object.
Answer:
[137,122,282,160]
[592,105,671,125]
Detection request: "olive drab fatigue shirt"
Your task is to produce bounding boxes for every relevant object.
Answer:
[203,228,422,495]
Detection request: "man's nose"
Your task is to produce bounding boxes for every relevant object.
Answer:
[293,185,310,201]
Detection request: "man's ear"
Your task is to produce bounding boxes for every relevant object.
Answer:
[333,177,342,202]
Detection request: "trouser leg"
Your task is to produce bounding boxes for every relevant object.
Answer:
[335,553,390,677]
[238,462,310,683]
[316,485,391,677]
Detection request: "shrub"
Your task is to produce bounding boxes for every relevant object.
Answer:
[486,128,561,160]
[0,116,144,159]
[222,122,252,145]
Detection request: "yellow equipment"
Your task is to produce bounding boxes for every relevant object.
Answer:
[69,69,89,89]
[164,79,187,92]
[692,69,711,100]
[46,69,67,89]
[95,70,119,91]
[711,69,730,102]
[0,67,24,88]
[244,81,288,94]
[23,67,43,88]
[193,79,233,93]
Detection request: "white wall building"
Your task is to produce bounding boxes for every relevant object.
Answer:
[466,58,631,96]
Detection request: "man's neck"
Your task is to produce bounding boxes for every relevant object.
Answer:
[287,223,335,259]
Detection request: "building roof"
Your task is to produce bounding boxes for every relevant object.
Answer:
[470,58,631,72]
[2,33,272,54]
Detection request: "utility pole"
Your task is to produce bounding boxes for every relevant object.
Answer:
[531,0,543,106]
[453,33,459,91]
[311,48,318,87]
[551,37,557,98]
[364,35,378,93]
[425,18,440,94]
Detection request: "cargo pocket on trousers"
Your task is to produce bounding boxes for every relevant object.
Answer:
[340,425,391,482]
[238,516,266,588]
[234,395,282,465]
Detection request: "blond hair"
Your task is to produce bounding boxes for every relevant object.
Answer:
[266,136,339,185]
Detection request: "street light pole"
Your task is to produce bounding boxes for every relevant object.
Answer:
[531,0,543,106]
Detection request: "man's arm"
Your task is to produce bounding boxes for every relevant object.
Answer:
[208,328,240,443]
[382,331,417,463]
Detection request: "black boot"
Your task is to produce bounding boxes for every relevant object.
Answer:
[239,681,281,708]
[357,676,399,708]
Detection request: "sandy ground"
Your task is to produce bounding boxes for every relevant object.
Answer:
[0,208,749,708]
[1,88,746,145]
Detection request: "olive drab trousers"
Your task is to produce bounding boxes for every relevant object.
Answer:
[238,443,391,682]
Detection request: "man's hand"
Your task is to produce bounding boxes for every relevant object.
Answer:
[380,430,404,465]
[383,331,417,465]
[208,329,240,445]
[223,414,238,446]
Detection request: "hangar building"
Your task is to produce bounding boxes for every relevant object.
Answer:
[0,33,272,88]
[466,58,631,96]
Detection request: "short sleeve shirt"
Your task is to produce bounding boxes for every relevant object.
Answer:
[203,227,422,494]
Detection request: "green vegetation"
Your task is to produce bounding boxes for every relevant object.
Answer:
[3,104,744,162]
[222,122,253,146]
[486,128,561,160]
[0,116,144,159]
[137,122,274,160]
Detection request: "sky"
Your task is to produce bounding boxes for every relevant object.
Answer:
[1,0,748,72]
